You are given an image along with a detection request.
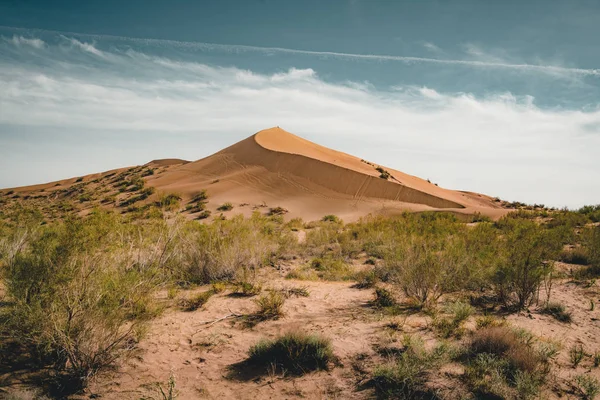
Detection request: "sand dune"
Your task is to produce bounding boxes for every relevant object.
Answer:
[146,127,506,221]
[3,127,506,221]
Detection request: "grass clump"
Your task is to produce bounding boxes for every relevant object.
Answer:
[158,193,181,211]
[541,302,573,323]
[253,291,285,320]
[433,301,474,338]
[217,202,233,212]
[180,290,214,312]
[246,331,335,375]
[268,206,288,216]
[372,335,449,398]
[233,281,262,296]
[373,287,396,308]
[465,326,550,398]
[575,374,600,400]
[321,214,341,223]
[570,344,586,368]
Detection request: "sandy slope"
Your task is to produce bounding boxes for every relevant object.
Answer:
[147,127,506,221]
[4,127,507,221]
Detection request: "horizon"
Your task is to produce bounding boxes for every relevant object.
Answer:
[1,1,599,208]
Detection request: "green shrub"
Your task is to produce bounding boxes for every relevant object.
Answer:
[217,202,233,212]
[253,291,285,320]
[158,193,181,211]
[0,212,159,389]
[321,214,341,223]
[541,302,572,323]
[233,281,262,296]
[268,206,288,216]
[373,287,396,308]
[180,290,214,311]
[493,219,563,309]
[570,344,586,368]
[575,374,600,400]
[354,269,379,288]
[372,335,448,398]
[247,331,335,375]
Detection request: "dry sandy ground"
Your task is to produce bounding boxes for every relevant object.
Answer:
[3,127,508,222]
[66,263,599,400]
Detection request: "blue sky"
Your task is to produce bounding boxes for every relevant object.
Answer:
[1,0,599,207]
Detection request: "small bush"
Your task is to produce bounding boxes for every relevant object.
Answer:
[246,331,335,375]
[233,281,262,296]
[268,206,288,216]
[575,374,600,400]
[196,210,211,220]
[253,291,285,320]
[180,290,214,312]
[570,344,586,368]
[374,287,396,308]
[211,282,227,293]
[541,302,572,323]
[158,193,181,211]
[559,247,590,265]
[191,190,208,203]
[217,202,233,212]
[433,301,474,338]
[372,335,448,398]
[354,269,379,289]
[321,214,341,223]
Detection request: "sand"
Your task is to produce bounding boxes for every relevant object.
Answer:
[3,127,508,222]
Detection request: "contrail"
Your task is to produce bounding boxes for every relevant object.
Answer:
[2,25,600,77]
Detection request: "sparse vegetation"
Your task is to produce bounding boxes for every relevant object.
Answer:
[217,202,234,212]
[541,302,573,323]
[246,332,335,375]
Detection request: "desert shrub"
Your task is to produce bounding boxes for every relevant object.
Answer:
[179,290,214,311]
[233,281,262,296]
[466,326,548,398]
[178,213,295,284]
[575,374,600,400]
[191,190,208,203]
[583,227,600,276]
[570,344,586,368]
[354,269,379,288]
[321,214,341,223]
[158,193,181,211]
[476,315,506,329]
[277,286,310,298]
[217,202,233,212]
[268,206,288,216]
[493,219,563,309]
[373,287,396,308]
[0,211,161,389]
[211,282,226,293]
[307,257,353,281]
[246,332,335,375]
[372,335,449,398]
[560,247,590,265]
[541,302,572,323]
[433,301,474,338]
[196,210,211,220]
[253,291,285,320]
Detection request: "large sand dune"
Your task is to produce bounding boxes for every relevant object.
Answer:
[146,127,506,221]
[3,127,506,221]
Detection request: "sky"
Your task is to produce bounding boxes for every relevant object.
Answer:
[0,0,599,208]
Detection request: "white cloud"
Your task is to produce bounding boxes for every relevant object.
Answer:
[0,35,599,208]
[422,41,442,53]
[8,35,45,49]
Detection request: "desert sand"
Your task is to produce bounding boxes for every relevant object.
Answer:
[4,127,507,222]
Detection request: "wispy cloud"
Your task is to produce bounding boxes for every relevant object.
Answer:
[0,32,599,207]
[7,35,45,49]
[3,26,600,78]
